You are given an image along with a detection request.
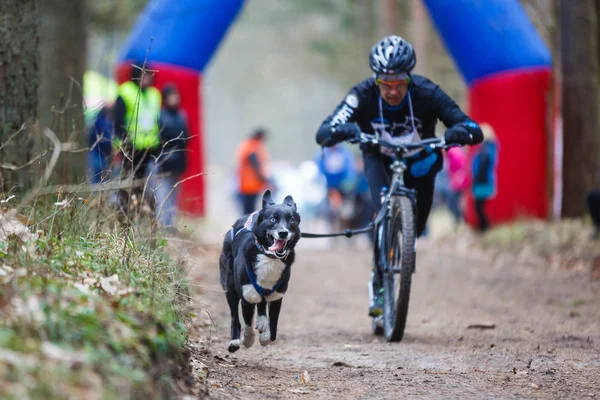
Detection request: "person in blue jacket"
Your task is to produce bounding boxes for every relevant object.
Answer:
[150,84,189,230]
[471,123,499,233]
[315,143,357,227]
[87,105,114,184]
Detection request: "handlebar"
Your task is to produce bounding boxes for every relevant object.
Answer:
[350,132,450,153]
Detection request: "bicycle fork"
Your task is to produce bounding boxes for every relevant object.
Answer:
[368,188,389,310]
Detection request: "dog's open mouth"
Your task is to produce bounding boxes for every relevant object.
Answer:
[267,234,290,257]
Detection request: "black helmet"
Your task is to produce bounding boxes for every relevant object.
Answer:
[369,35,416,75]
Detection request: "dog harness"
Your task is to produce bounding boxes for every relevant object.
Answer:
[230,211,289,298]
[230,211,271,255]
[245,263,286,298]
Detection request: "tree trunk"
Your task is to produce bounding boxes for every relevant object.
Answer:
[550,0,561,219]
[559,0,600,217]
[410,0,428,75]
[0,0,40,195]
[380,0,398,36]
[358,0,375,58]
[38,0,87,185]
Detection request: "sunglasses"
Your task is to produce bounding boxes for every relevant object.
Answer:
[376,77,411,89]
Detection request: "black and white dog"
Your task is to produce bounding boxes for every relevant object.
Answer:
[219,190,301,353]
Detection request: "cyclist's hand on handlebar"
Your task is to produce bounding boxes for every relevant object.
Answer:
[331,123,361,142]
[444,126,473,146]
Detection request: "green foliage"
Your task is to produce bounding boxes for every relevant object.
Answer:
[0,198,191,399]
[476,218,600,275]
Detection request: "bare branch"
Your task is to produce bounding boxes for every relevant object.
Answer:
[0,124,27,152]
[155,172,205,224]
[1,151,48,171]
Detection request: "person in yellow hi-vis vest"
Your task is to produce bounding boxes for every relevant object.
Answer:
[113,61,162,182]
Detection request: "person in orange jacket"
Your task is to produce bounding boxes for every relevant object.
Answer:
[236,128,273,214]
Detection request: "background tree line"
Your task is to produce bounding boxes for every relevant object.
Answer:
[0,0,598,219]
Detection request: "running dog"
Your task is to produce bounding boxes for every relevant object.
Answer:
[219,190,301,352]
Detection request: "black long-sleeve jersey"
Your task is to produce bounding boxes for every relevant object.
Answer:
[316,75,483,155]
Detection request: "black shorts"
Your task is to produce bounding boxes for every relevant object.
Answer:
[363,152,438,237]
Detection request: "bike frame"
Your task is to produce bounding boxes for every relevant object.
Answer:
[374,159,418,275]
[357,134,446,276]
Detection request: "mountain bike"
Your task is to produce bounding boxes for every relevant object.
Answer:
[350,133,450,342]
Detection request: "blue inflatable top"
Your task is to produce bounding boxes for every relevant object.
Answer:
[119,0,245,72]
[423,0,551,84]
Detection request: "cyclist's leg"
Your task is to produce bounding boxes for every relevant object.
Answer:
[363,152,392,316]
[404,174,436,238]
[363,152,392,212]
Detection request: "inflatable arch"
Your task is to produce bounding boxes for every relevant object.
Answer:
[423,0,552,225]
[119,0,551,224]
[117,0,245,216]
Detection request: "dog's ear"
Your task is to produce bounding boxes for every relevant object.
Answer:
[262,190,275,209]
[283,195,297,212]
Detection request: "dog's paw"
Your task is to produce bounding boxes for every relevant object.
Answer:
[255,315,270,333]
[259,330,274,346]
[228,339,241,353]
[241,325,255,348]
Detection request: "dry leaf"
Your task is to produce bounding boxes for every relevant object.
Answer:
[0,349,37,367]
[0,195,16,204]
[73,282,93,294]
[41,342,87,366]
[201,367,210,378]
[100,275,120,295]
[300,370,310,385]
[0,211,38,253]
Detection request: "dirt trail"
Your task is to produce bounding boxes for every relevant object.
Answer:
[185,238,600,399]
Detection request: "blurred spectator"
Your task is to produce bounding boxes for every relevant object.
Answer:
[471,122,499,233]
[113,61,162,215]
[236,128,272,214]
[446,146,469,227]
[87,105,114,184]
[315,144,357,230]
[113,61,162,181]
[149,84,189,230]
[588,190,600,239]
[433,168,451,209]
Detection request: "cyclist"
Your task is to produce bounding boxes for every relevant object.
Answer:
[315,35,484,316]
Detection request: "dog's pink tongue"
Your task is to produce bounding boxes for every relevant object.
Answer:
[268,239,286,252]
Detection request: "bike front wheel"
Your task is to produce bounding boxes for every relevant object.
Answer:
[381,196,416,342]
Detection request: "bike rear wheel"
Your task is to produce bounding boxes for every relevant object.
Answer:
[381,196,415,342]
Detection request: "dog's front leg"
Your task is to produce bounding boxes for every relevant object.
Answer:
[266,299,283,345]
[240,299,256,348]
[256,300,271,346]
[226,290,241,353]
